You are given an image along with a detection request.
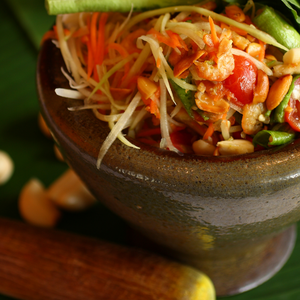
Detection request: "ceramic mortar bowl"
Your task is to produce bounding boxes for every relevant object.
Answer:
[37,39,300,297]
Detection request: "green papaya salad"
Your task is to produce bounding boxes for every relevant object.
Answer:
[43,0,300,167]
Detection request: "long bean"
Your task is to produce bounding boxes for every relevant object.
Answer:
[253,123,296,148]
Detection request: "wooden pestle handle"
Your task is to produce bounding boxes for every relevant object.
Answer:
[0,218,212,300]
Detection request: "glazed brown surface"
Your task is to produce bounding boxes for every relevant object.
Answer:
[37,39,300,296]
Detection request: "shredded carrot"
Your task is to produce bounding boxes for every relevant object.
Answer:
[75,38,85,65]
[90,13,99,62]
[96,13,109,66]
[258,40,265,62]
[81,35,94,79]
[166,30,188,50]
[80,15,94,80]
[230,25,247,36]
[142,88,161,119]
[121,61,149,89]
[149,99,160,119]
[107,42,129,58]
[89,13,101,81]
[107,43,130,79]
[209,16,219,47]
[111,71,124,88]
[147,28,183,49]
[121,29,147,54]
[203,122,215,140]
[72,26,89,38]
[109,87,132,101]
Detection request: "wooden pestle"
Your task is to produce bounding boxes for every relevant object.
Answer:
[0,218,215,300]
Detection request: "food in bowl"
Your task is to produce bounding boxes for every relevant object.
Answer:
[42,0,300,167]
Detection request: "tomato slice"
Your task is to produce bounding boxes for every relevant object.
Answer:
[284,79,300,131]
[285,97,300,132]
[224,55,257,107]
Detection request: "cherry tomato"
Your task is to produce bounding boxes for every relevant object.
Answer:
[284,79,300,131]
[285,98,300,132]
[224,55,257,107]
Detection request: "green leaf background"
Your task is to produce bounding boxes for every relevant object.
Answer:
[0,0,300,299]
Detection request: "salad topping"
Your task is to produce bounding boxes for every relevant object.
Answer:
[42,1,300,167]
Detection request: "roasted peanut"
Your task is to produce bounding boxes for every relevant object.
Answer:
[283,48,300,65]
[265,54,277,61]
[47,169,96,211]
[173,50,205,78]
[192,139,216,155]
[0,150,14,185]
[137,76,158,100]
[246,42,262,58]
[253,69,269,104]
[231,31,250,50]
[19,179,61,228]
[217,139,254,155]
[266,75,293,110]
[273,63,300,77]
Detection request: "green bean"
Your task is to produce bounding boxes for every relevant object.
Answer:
[253,6,300,50]
[253,123,296,148]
